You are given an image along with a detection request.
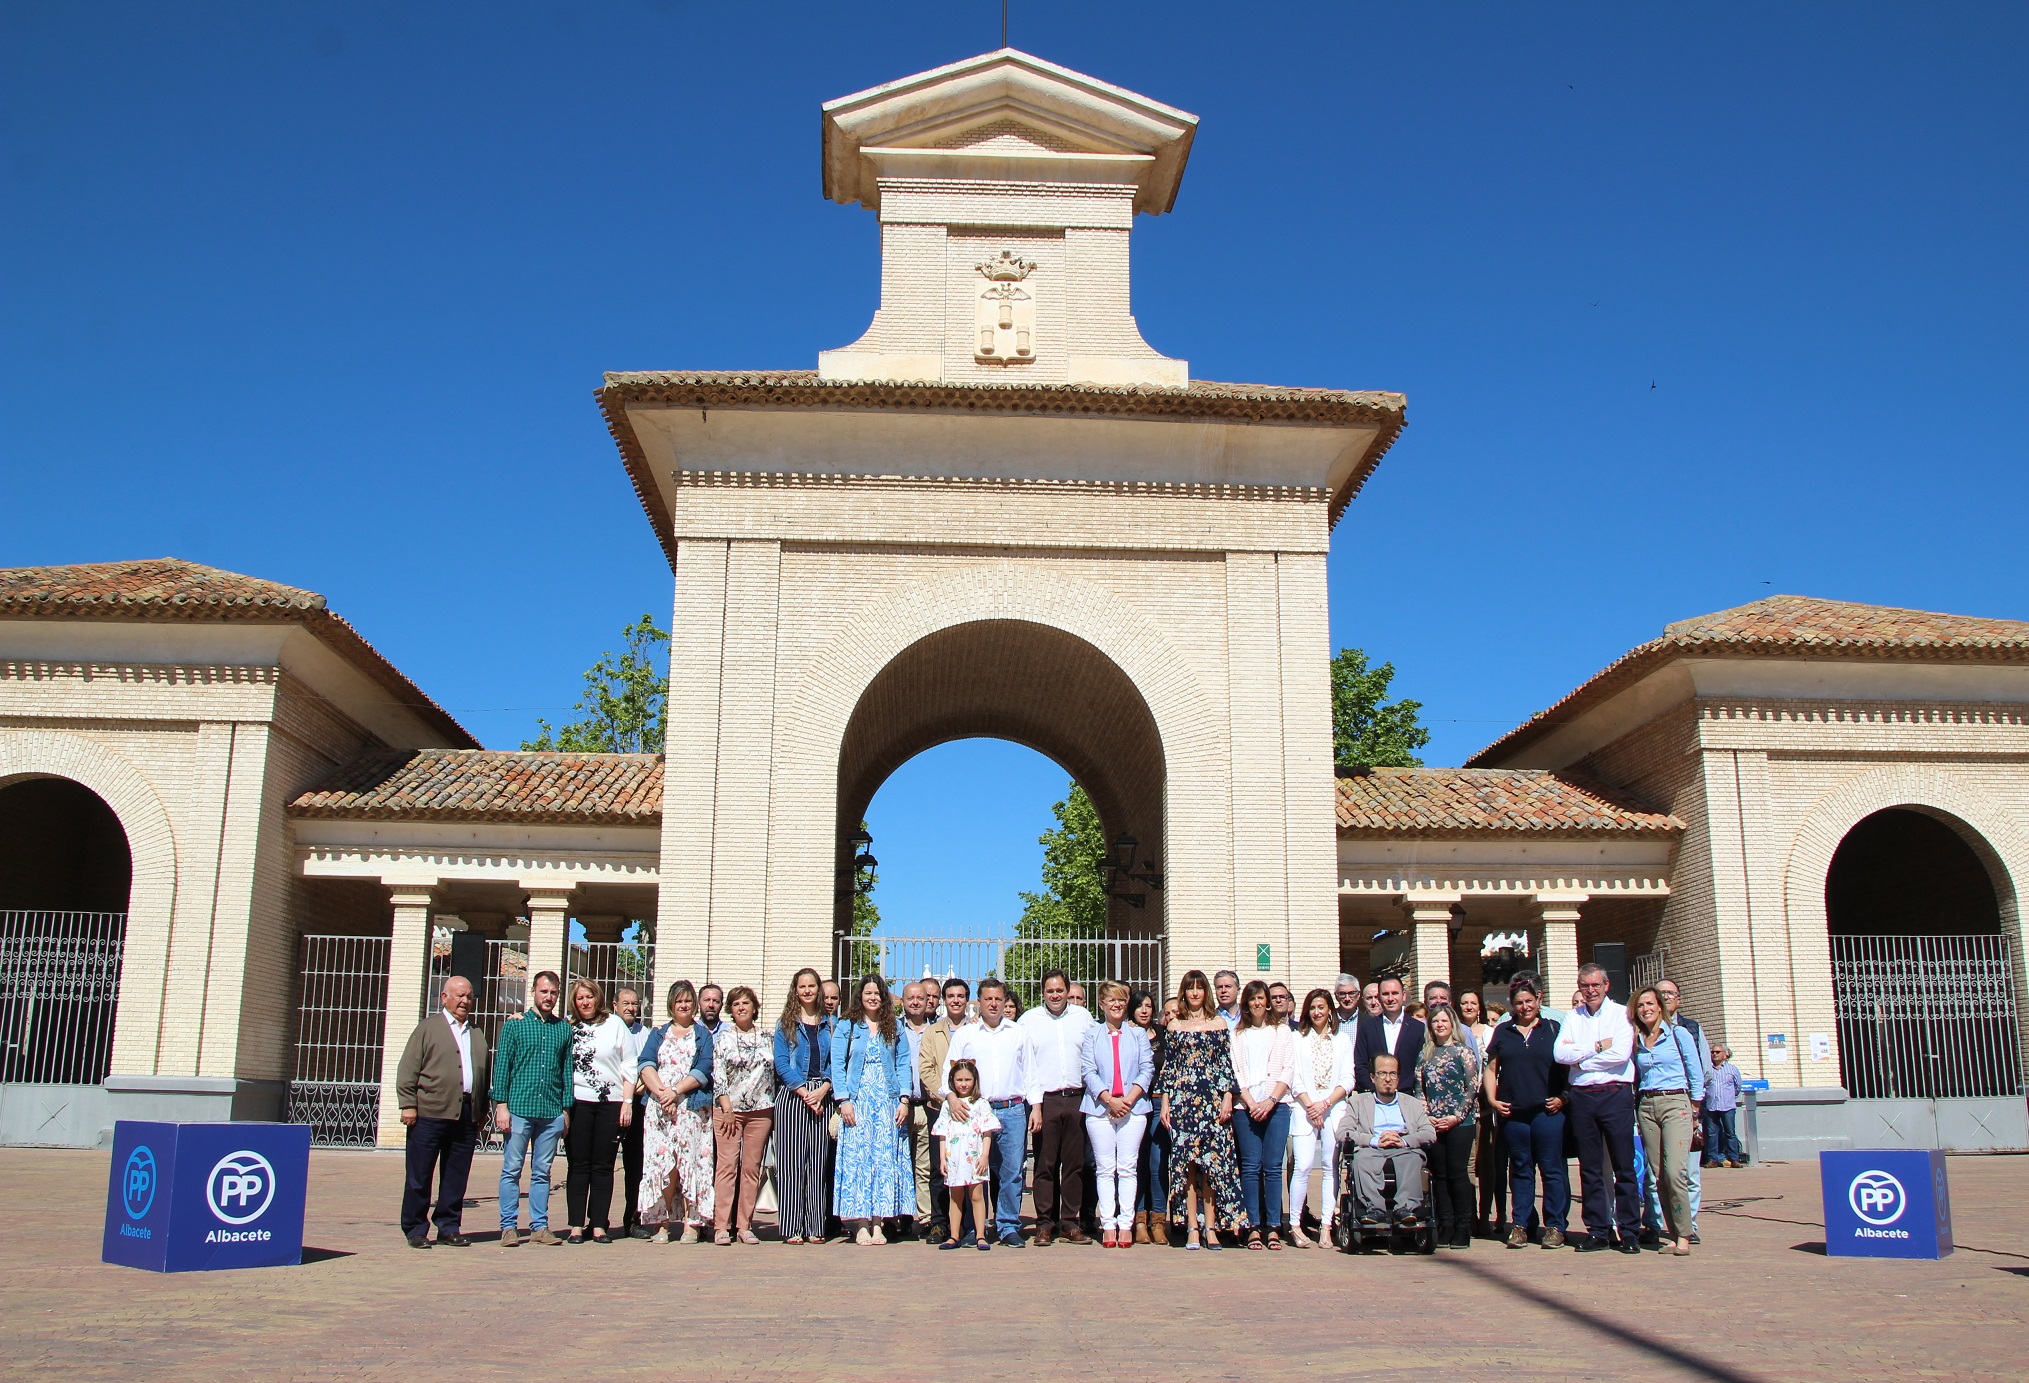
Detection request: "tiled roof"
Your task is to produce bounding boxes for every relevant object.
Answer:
[290,749,663,825]
[596,371,1408,571]
[0,558,478,748]
[1470,596,2029,767]
[1336,767,1682,835]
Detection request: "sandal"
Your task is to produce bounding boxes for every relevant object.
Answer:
[784,1235,803,1246]
[1265,1233,1284,1251]
[1245,1230,1265,1250]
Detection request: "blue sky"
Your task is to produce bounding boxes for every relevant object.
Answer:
[5,3,2024,935]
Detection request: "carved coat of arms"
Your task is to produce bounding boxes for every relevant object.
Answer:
[975,250,1037,363]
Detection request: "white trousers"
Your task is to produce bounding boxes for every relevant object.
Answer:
[1084,1112,1147,1231]
[1287,1105,1346,1225]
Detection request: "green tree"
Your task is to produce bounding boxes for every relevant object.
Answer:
[1007,782,1109,1003]
[524,614,670,753]
[1330,645,1430,769]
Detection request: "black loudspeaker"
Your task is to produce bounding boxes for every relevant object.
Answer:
[449,930,488,990]
[1592,943,1629,1004]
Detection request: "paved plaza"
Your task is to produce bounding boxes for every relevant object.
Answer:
[3,1147,2026,1380]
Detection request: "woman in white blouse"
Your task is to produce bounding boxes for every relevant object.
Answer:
[563,978,636,1244]
[1286,987,1354,1247]
[1230,980,1295,1249]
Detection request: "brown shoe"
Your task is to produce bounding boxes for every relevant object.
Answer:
[1059,1227,1091,1245]
[1132,1212,1150,1244]
[1505,1226,1529,1249]
[1033,1226,1055,1247]
[530,1228,562,1246]
[499,1226,522,1248]
[1147,1217,1169,1246]
[1541,1228,1566,1250]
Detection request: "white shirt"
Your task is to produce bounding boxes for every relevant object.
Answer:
[941,1017,1036,1104]
[1553,997,1636,1086]
[622,1019,650,1062]
[1020,1002,1094,1096]
[442,1008,474,1094]
[1381,1013,1405,1055]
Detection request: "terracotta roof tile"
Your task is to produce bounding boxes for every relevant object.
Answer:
[1470,596,2029,767]
[595,371,1408,571]
[0,558,478,748]
[1336,767,1682,835]
[289,749,663,825]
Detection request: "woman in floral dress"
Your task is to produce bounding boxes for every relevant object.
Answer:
[830,974,916,1244]
[636,979,716,1243]
[1157,968,1241,1250]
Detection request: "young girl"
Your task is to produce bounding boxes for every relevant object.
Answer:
[932,1059,998,1252]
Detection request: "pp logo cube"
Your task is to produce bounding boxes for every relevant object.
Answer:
[207,1151,277,1225]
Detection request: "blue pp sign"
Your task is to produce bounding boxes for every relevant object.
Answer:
[103,1121,311,1272]
[1820,1148,1952,1259]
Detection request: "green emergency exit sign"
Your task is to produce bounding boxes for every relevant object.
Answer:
[1256,944,1271,971]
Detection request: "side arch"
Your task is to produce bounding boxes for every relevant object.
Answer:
[0,730,180,1077]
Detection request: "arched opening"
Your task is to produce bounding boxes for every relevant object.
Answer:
[1825,807,2019,1101]
[0,777,133,1085]
[835,619,1166,991]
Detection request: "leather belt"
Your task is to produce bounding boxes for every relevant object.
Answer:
[1044,1087,1081,1098]
[1640,1088,1688,1096]
[989,1096,1027,1110]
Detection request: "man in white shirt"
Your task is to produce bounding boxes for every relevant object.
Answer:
[1019,970,1095,1245]
[941,978,1036,1247]
[1214,969,1242,1029]
[1553,962,1641,1253]
[615,988,651,1238]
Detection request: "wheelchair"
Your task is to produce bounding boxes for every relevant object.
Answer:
[1330,1134,1438,1255]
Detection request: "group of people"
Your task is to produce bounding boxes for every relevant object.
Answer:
[392,957,1747,1259]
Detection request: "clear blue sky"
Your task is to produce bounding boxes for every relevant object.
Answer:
[5,3,2024,935]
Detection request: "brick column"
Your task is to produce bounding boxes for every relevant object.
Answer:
[523,885,575,989]
[1401,892,1460,994]
[1530,892,1587,1011]
[376,885,439,1150]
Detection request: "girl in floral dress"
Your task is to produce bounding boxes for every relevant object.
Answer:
[931,1059,998,1251]
[1158,969,1242,1250]
[636,979,716,1243]
[830,974,917,1244]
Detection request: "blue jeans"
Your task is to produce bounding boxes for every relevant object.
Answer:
[989,1103,1029,1242]
[1136,1121,1169,1215]
[500,1113,564,1231]
[1503,1107,1570,1233]
[1233,1102,1292,1231]
[1704,1108,1742,1163]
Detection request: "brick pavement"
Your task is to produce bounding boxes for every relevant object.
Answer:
[4,1148,2027,1381]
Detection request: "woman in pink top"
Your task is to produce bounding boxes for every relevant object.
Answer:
[1230,980,1296,1249]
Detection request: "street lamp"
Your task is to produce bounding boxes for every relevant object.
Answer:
[1099,832,1164,908]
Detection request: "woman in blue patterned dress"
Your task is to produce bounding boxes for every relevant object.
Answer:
[1158,969,1242,1250]
[830,974,917,1245]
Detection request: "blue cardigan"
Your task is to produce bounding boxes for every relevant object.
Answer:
[636,1020,715,1110]
[830,1018,911,1105]
[773,1015,835,1091]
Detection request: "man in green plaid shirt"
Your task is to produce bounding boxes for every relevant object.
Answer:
[491,970,573,1246]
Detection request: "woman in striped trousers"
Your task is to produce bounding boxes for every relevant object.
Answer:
[770,967,836,1244]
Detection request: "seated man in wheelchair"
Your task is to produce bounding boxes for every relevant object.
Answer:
[1342,1053,1436,1230]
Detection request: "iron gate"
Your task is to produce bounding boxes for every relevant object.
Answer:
[284,935,392,1147]
[1831,932,2024,1099]
[0,910,126,1085]
[568,940,654,1008]
[834,932,1166,1006]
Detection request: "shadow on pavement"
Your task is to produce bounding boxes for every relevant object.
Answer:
[299,1247,355,1264]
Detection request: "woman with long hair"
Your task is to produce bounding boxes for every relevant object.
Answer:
[1231,979,1295,1250]
[771,966,835,1245]
[1286,987,1352,1248]
[563,978,635,1244]
[831,974,917,1244]
[1157,969,1241,1250]
[710,985,774,1244]
[1630,985,1703,1256]
[635,979,715,1243]
[1417,1001,1481,1249]
[1128,987,1168,1244]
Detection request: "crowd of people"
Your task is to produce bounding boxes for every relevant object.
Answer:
[392,959,1747,1257]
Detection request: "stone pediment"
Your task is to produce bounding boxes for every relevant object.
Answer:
[822,48,1197,215]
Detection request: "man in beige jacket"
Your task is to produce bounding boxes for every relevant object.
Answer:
[1342,1053,1435,1228]
[395,975,492,1248]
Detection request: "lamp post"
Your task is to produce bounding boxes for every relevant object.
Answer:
[1099,832,1164,908]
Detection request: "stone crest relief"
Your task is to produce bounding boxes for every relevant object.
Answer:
[974,249,1037,363]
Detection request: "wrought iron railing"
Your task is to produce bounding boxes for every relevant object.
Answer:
[0,910,127,1086]
[284,934,391,1148]
[834,932,1166,1008]
[1831,932,2024,1100]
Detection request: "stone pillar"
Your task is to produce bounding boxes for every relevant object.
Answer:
[1530,892,1587,1012]
[1401,892,1460,994]
[523,885,575,991]
[376,884,439,1150]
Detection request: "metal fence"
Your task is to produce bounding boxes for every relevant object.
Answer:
[568,940,655,1008]
[1831,932,2025,1100]
[284,934,391,1148]
[0,910,126,1086]
[835,932,1166,1008]
[1630,947,1668,994]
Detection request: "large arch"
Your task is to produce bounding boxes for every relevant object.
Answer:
[0,730,180,1079]
[1782,764,2029,1097]
[768,559,1230,988]
[835,619,1166,937]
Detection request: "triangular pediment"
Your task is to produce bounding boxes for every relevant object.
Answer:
[823,48,1196,214]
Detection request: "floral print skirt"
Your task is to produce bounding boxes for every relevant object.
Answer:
[640,1100,715,1227]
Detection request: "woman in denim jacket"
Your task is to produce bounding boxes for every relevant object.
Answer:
[830,974,917,1244]
[771,967,835,1244]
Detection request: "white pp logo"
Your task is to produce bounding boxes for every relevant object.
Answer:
[1849,1170,1906,1226]
[206,1150,277,1225]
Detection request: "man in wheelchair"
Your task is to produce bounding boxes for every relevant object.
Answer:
[1341,1053,1436,1234]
